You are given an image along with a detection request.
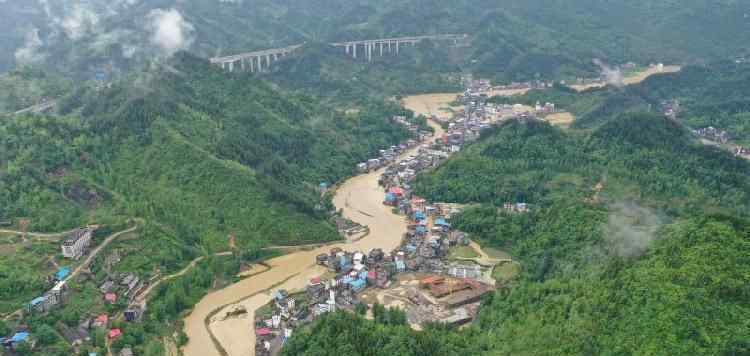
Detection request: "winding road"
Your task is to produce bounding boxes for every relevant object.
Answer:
[2,224,139,321]
[180,94,450,356]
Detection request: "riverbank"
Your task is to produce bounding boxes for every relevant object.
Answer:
[181,96,449,356]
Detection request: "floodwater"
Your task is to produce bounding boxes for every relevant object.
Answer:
[181,95,449,356]
[570,65,682,91]
[402,93,462,120]
[544,112,575,127]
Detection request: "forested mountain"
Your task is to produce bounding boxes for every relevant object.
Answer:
[0,53,418,322]
[3,0,749,81]
[286,114,750,356]
[2,2,749,355]
[491,61,750,143]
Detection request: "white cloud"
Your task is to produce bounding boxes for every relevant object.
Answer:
[62,4,100,40]
[15,28,46,65]
[147,8,195,57]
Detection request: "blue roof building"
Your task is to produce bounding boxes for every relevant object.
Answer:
[55,267,70,280]
[10,332,29,344]
[349,279,366,291]
[434,218,450,227]
[30,296,46,307]
[414,211,426,220]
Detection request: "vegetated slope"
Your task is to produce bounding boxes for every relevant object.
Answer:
[414,115,750,215]
[285,114,750,355]
[0,53,418,312]
[0,68,72,113]
[4,0,749,81]
[496,61,750,144]
[269,42,462,101]
[3,52,415,241]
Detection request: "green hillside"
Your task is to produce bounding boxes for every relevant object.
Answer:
[0,53,417,318]
[285,114,750,356]
[3,0,749,82]
[490,61,750,144]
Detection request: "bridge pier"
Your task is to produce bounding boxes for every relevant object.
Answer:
[211,35,466,72]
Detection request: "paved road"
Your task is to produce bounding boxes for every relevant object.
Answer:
[64,224,139,284]
[132,251,233,308]
[2,224,139,321]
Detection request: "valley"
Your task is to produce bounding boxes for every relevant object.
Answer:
[0,2,749,355]
[182,95,449,356]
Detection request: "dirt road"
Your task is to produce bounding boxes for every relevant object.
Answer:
[181,95,448,356]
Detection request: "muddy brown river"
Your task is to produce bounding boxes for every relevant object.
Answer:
[181,94,453,356]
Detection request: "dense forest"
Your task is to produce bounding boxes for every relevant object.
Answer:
[0,52,426,354]
[2,1,750,355]
[286,214,750,356]
[490,61,750,144]
[3,0,749,81]
[286,115,750,355]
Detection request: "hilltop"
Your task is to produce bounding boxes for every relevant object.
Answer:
[3,0,749,82]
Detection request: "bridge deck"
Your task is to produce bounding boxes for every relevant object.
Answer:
[210,34,468,64]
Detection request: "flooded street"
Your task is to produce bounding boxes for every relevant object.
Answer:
[181,94,451,356]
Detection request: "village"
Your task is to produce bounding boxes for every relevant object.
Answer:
[250,80,531,355]
[693,126,750,159]
[2,225,145,356]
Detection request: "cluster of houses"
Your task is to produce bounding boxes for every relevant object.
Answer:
[27,227,96,313]
[692,126,750,159]
[99,272,146,310]
[734,146,750,158]
[252,81,533,353]
[27,266,71,313]
[12,226,148,354]
[487,79,554,93]
[356,116,428,173]
[694,126,731,144]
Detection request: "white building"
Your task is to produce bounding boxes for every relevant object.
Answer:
[62,227,93,259]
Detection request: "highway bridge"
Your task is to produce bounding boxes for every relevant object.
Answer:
[210,34,468,72]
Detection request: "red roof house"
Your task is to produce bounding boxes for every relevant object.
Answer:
[104,293,117,304]
[93,314,108,328]
[108,328,121,339]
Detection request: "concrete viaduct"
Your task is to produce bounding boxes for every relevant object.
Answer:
[210,34,468,72]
